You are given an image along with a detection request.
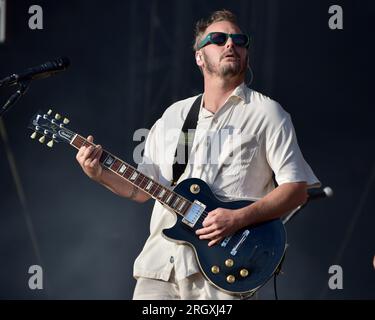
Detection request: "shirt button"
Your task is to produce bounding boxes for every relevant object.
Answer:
[170,256,174,263]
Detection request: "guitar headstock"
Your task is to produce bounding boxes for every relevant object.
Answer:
[29,109,76,148]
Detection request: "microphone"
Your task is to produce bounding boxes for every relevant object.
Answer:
[0,57,70,87]
[307,186,334,200]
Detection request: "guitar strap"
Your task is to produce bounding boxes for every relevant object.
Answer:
[171,95,202,186]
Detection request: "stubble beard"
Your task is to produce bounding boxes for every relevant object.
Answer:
[203,51,246,79]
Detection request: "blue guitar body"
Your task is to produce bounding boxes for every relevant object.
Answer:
[163,178,287,296]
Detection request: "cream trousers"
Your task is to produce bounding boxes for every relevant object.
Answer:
[133,270,256,300]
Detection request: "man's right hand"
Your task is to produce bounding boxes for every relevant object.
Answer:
[76,135,103,181]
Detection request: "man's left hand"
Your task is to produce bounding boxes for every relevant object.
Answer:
[195,208,241,247]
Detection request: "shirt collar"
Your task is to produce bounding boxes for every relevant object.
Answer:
[199,82,250,119]
[199,97,214,119]
[230,82,249,104]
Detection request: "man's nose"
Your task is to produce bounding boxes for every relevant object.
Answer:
[225,37,235,49]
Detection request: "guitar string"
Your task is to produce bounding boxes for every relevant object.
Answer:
[69,132,211,223]
[76,134,209,219]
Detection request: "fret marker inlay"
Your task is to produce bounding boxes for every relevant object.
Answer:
[130,171,138,181]
[158,189,166,198]
[178,201,186,212]
[166,194,173,204]
[104,155,115,167]
[118,164,127,174]
[172,197,180,208]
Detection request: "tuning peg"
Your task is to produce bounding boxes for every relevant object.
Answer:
[30,132,37,139]
[55,113,61,120]
[47,109,53,115]
[39,136,46,143]
[47,140,54,148]
[63,118,70,125]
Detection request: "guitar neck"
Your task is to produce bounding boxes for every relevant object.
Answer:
[69,134,190,217]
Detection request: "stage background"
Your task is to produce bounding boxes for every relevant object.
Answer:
[0,0,374,299]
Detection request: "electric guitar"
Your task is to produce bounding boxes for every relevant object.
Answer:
[29,110,287,296]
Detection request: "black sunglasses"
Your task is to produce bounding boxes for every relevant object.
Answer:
[198,32,250,49]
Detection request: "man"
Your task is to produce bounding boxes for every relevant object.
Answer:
[76,10,320,299]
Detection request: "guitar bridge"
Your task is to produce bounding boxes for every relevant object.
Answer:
[230,229,250,256]
[182,200,206,228]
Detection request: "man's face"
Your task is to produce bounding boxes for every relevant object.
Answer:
[197,21,248,79]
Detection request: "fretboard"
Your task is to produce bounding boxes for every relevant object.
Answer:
[70,134,191,217]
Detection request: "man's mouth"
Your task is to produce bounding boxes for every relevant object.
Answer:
[222,53,239,60]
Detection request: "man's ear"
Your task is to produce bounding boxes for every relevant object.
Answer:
[195,51,203,66]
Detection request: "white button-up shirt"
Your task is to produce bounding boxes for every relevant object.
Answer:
[134,83,320,281]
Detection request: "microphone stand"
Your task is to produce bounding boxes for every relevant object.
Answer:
[282,202,307,225]
[0,79,46,296]
[0,80,30,118]
[273,191,332,298]
[270,199,313,300]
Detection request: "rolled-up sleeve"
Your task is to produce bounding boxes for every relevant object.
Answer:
[266,114,321,189]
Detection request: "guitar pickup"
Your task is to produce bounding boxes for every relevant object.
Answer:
[182,200,206,228]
